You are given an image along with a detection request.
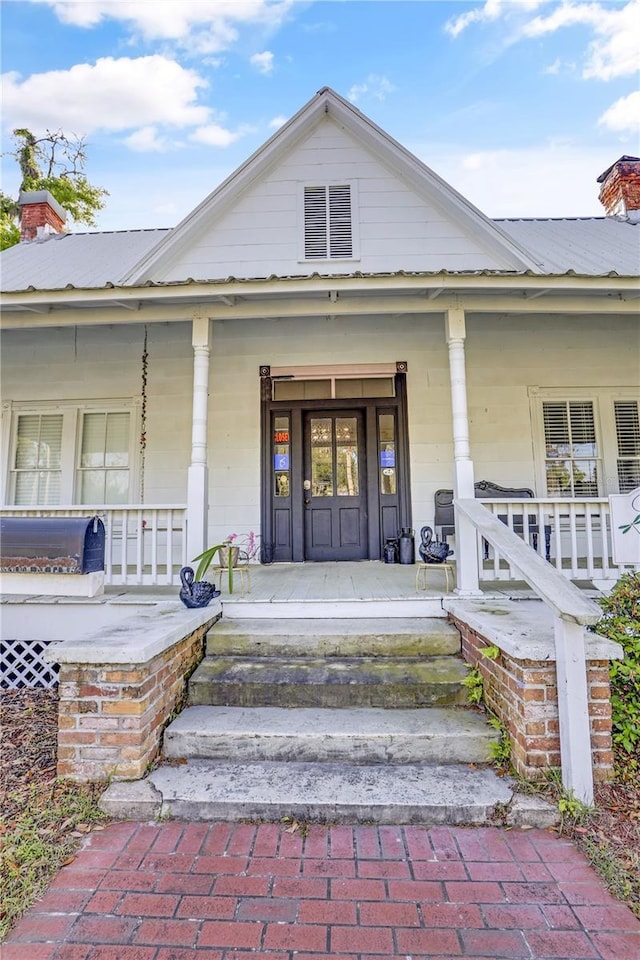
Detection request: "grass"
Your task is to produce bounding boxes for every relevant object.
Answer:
[0,777,107,941]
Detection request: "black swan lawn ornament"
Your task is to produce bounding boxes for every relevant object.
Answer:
[419,525,453,564]
[179,566,220,608]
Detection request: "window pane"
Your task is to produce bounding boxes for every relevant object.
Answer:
[81,413,106,467]
[615,401,640,456]
[569,402,597,457]
[15,414,63,469]
[15,470,61,506]
[273,415,290,498]
[545,461,573,497]
[105,413,130,467]
[543,400,599,496]
[572,461,599,497]
[379,413,396,495]
[79,470,106,504]
[618,461,640,492]
[336,418,359,496]
[311,418,333,496]
[105,470,129,504]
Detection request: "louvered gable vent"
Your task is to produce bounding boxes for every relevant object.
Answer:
[304,184,352,259]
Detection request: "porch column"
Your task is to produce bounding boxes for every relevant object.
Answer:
[445,306,480,594]
[186,316,211,564]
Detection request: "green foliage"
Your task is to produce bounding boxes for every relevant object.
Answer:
[1,127,108,249]
[596,573,640,780]
[487,715,511,767]
[461,664,484,704]
[480,644,500,660]
[193,542,235,593]
[557,788,592,832]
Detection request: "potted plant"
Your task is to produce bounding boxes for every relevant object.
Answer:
[192,531,260,594]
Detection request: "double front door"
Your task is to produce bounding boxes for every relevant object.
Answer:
[263,393,410,563]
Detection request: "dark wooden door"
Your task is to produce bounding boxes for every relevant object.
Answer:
[303,410,368,560]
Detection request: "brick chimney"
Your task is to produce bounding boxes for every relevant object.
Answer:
[597,156,640,222]
[18,190,67,241]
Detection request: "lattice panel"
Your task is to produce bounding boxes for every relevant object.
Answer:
[1,639,60,689]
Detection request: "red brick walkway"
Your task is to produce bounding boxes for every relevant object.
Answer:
[4,822,640,959]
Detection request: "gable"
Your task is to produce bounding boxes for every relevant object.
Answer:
[128,89,539,285]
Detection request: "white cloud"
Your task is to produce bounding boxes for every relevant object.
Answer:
[447,0,640,83]
[250,51,275,75]
[522,0,640,81]
[1,56,210,137]
[348,74,395,104]
[31,0,296,54]
[190,124,242,148]
[598,90,640,135]
[123,126,173,153]
[445,0,546,38]
[269,115,288,129]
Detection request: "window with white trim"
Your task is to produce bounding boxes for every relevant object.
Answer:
[542,401,599,497]
[531,390,639,497]
[8,403,135,506]
[303,183,354,259]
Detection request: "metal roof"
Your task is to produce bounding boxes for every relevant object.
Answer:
[0,218,638,295]
[0,229,169,293]
[496,217,639,277]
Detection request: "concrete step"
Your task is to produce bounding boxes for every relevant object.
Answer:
[141,758,514,825]
[221,597,447,620]
[207,617,461,658]
[164,705,498,765]
[188,655,469,708]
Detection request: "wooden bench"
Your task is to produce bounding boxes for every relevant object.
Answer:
[434,481,551,561]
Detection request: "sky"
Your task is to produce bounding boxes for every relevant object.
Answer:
[1,0,639,231]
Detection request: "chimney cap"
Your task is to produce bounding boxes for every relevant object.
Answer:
[18,189,67,223]
[596,155,640,184]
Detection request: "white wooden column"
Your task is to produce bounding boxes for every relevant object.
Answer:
[186,316,211,564]
[445,306,480,594]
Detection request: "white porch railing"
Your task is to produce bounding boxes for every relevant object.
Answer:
[478,497,635,582]
[0,506,188,586]
[456,497,605,805]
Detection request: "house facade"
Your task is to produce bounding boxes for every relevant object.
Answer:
[1,88,638,592]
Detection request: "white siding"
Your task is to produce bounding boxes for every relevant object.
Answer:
[0,323,193,505]
[156,117,508,282]
[2,314,636,550]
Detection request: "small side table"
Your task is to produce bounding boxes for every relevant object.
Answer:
[213,565,251,594]
[415,561,455,594]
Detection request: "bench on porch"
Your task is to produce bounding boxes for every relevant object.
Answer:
[435,481,552,561]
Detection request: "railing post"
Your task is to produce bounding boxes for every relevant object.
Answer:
[187,316,211,565]
[446,306,480,595]
[553,615,595,806]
